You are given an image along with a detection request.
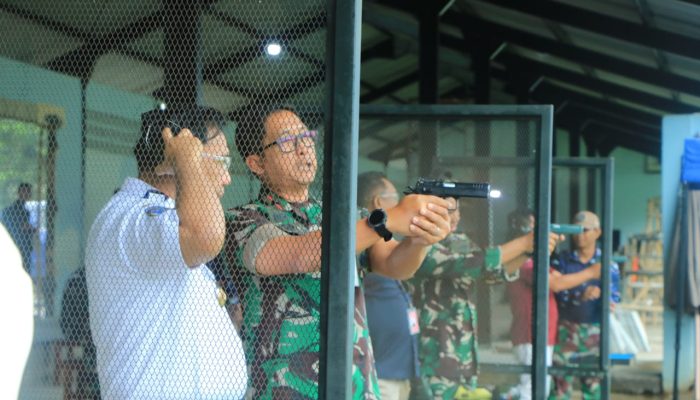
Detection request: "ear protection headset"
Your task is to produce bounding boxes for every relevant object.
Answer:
[134,106,226,172]
[140,107,212,147]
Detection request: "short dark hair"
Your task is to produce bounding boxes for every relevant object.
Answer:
[18,182,31,192]
[430,168,454,180]
[357,171,388,208]
[234,104,297,161]
[507,207,534,239]
[133,106,227,172]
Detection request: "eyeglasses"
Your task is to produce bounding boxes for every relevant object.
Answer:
[202,152,232,170]
[262,130,317,153]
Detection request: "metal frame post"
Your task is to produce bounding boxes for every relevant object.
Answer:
[532,107,554,400]
[550,157,614,400]
[599,157,614,398]
[320,0,362,398]
[162,0,203,107]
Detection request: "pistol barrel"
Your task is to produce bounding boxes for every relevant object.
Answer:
[550,223,584,235]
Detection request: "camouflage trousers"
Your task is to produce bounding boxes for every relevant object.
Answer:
[549,320,601,400]
[409,375,479,400]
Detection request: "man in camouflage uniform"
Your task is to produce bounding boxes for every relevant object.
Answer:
[549,211,620,400]
[224,106,453,399]
[408,204,561,399]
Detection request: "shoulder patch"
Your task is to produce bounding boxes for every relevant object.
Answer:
[145,205,168,217]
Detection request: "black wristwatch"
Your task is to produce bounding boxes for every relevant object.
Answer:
[367,208,393,241]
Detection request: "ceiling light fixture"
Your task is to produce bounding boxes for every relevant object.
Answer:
[266,42,282,57]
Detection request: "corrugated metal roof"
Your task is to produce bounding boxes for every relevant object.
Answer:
[2,0,699,156]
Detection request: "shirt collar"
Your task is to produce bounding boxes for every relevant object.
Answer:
[257,185,316,210]
[570,247,601,264]
[256,185,322,225]
[120,177,174,207]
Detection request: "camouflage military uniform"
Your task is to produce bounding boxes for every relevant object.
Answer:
[224,188,380,399]
[549,320,601,400]
[406,232,514,399]
[548,249,620,400]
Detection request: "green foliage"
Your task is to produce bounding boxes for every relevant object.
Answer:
[0,119,43,207]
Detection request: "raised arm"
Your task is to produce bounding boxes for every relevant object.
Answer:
[252,195,452,276]
[365,195,452,279]
[254,230,323,275]
[249,216,406,276]
[503,232,563,275]
[367,226,451,280]
[164,127,226,267]
[499,234,534,276]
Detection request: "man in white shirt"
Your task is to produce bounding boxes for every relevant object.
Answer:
[86,106,247,399]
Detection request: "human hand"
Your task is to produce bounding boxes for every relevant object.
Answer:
[386,194,452,239]
[155,127,203,177]
[516,232,561,256]
[549,233,564,255]
[403,204,452,246]
[582,285,601,301]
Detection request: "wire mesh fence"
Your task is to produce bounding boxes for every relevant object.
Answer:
[1,1,613,399]
[2,0,328,399]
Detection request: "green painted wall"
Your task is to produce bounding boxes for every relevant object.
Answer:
[554,128,661,250]
[610,146,661,246]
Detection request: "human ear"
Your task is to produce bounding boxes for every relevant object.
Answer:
[372,195,383,210]
[245,154,264,177]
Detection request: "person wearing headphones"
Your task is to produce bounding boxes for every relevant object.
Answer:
[85,106,248,399]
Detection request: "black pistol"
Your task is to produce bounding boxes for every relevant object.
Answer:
[404,178,491,199]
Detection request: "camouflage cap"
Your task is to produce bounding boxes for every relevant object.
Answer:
[573,210,600,229]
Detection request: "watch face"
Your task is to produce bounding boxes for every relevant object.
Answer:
[367,208,392,241]
[368,209,386,226]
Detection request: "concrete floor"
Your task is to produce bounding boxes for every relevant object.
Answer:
[478,297,692,399]
[610,323,664,396]
[612,393,695,399]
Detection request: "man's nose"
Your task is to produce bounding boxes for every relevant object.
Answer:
[295,139,307,156]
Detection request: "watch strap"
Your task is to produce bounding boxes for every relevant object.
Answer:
[368,209,393,242]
